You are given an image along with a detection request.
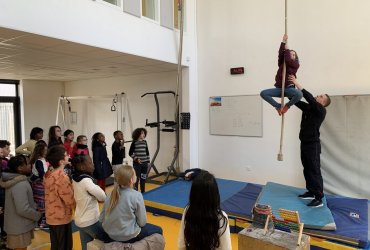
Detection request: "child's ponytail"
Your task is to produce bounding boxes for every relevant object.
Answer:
[106,164,135,214]
[106,183,120,215]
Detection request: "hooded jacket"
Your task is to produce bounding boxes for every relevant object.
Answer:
[0,172,41,234]
[72,144,89,157]
[44,168,75,225]
[72,171,106,227]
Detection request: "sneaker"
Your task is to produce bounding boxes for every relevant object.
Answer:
[281,105,289,114]
[307,199,323,208]
[298,192,315,199]
[276,108,282,116]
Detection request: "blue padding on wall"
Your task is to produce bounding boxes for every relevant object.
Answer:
[257,182,336,230]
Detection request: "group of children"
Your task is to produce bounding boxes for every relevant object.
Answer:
[0,125,156,249]
[1,125,233,250]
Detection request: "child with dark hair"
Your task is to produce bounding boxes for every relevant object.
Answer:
[63,129,75,157]
[29,143,49,229]
[48,126,63,148]
[92,133,113,191]
[15,127,44,157]
[260,34,303,115]
[129,128,150,193]
[72,135,89,157]
[178,171,231,250]
[111,130,125,173]
[0,140,11,172]
[100,165,162,243]
[36,140,47,146]
[71,155,109,250]
[62,130,75,179]
[44,145,75,250]
[0,155,41,250]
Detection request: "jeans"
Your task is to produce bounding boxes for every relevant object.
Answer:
[77,221,111,250]
[105,223,163,244]
[260,86,303,109]
[133,162,149,193]
[125,223,163,243]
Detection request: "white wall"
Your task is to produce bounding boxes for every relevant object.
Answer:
[64,72,179,172]
[196,0,370,187]
[0,0,192,66]
[20,73,187,173]
[21,80,64,143]
[16,0,370,191]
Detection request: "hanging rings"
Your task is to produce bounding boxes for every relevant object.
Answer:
[111,94,118,111]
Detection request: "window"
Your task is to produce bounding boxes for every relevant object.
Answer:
[142,0,159,21]
[0,84,16,97]
[173,0,185,30]
[103,0,122,7]
[0,80,21,154]
[174,0,179,29]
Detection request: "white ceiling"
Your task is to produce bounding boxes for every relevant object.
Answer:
[0,27,178,81]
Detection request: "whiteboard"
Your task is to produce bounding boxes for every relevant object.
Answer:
[209,95,262,137]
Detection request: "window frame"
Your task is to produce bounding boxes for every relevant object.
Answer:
[0,79,21,147]
[95,0,123,10]
[141,0,160,23]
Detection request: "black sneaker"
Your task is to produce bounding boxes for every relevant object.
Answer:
[298,192,315,199]
[307,199,323,208]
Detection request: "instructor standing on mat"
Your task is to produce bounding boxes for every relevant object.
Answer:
[289,75,331,208]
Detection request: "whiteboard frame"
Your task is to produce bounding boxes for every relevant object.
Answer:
[209,94,263,137]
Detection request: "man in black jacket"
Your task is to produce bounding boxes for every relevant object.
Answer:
[289,75,331,208]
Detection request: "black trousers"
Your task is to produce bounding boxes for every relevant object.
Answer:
[133,162,148,193]
[300,142,323,199]
[49,222,73,250]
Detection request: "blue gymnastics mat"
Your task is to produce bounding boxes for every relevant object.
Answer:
[220,183,262,219]
[257,182,336,230]
[305,196,369,248]
[143,178,259,220]
[143,179,369,247]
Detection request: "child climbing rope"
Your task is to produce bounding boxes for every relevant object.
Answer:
[260,34,302,115]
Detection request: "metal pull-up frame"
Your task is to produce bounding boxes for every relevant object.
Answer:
[141,91,179,184]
